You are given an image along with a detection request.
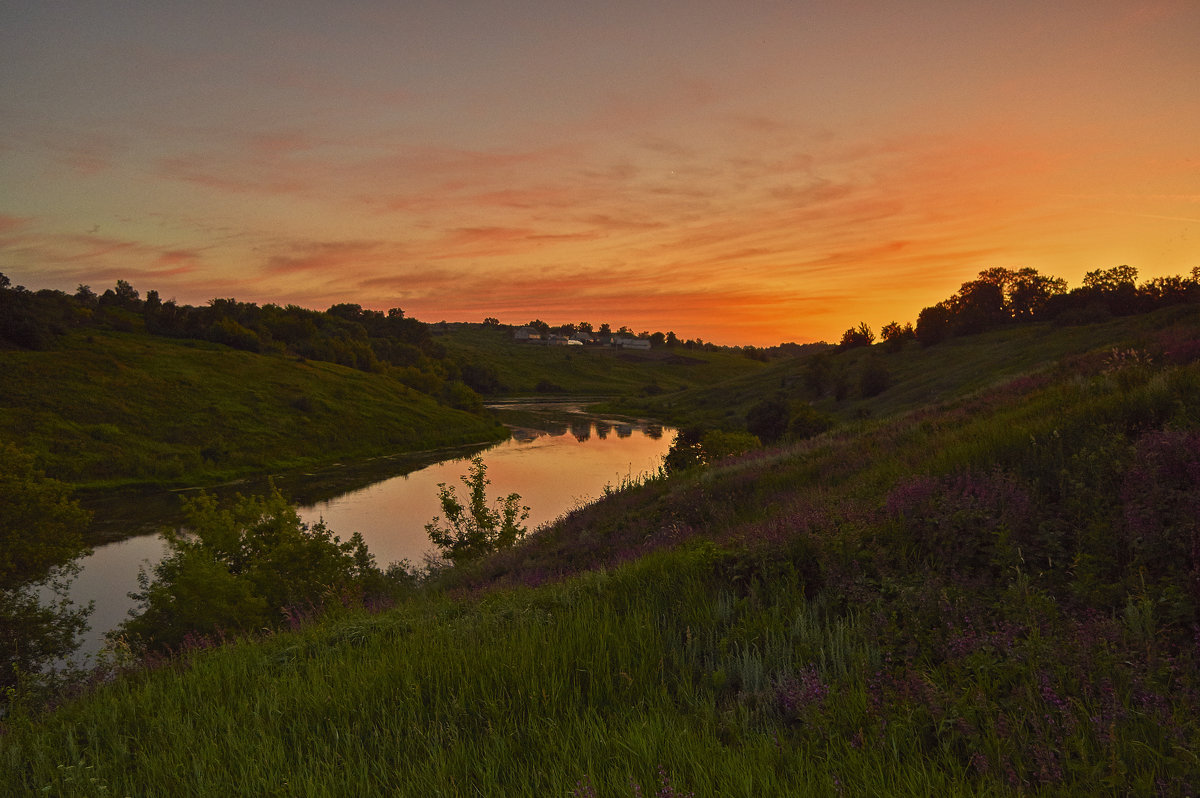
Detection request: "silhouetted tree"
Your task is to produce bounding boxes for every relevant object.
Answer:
[916,303,953,346]
[838,322,874,349]
[949,279,1005,334]
[880,321,915,352]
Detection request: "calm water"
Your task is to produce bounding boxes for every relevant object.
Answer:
[59,408,674,661]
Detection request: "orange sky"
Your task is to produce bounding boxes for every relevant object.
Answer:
[2,2,1197,345]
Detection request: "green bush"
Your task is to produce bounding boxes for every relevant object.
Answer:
[121,486,387,652]
[1,444,92,706]
[426,457,529,564]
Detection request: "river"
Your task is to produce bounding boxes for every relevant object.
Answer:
[58,404,674,662]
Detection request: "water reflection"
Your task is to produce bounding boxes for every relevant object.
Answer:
[294,417,672,570]
[61,411,674,661]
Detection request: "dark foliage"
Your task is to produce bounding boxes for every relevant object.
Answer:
[121,487,398,653]
[1,444,92,702]
[745,397,791,443]
[2,276,482,410]
[911,266,1197,347]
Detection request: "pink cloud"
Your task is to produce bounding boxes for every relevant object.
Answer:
[0,214,34,234]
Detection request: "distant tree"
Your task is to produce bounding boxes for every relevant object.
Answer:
[859,357,891,398]
[74,284,97,307]
[803,351,833,396]
[650,331,666,347]
[1141,275,1192,306]
[483,316,500,326]
[879,321,914,352]
[916,303,953,346]
[1082,265,1140,315]
[1083,265,1138,292]
[327,303,365,322]
[459,363,503,395]
[745,397,791,444]
[949,279,1006,334]
[787,403,833,441]
[838,322,875,349]
[598,323,611,335]
[577,321,593,334]
[526,319,550,335]
[662,427,705,474]
[426,457,528,565]
[665,331,678,347]
[112,279,140,309]
[698,430,760,462]
[1008,268,1067,320]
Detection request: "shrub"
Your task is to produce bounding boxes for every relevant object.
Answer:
[786,403,833,441]
[746,397,790,443]
[859,358,891,397]
[426,457,529,564]
[1,445,92,705]
[121,486,385,652]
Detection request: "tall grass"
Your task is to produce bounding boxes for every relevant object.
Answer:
[4,321,1199,795]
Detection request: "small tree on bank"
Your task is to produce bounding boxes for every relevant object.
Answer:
[426,457,529,564]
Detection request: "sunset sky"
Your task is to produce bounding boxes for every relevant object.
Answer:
[2,2,1197,345]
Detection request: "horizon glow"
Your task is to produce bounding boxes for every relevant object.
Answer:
[2,2,1197,345]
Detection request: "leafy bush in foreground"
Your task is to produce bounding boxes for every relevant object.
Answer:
[1,444,92,709]
[120,487,396,653]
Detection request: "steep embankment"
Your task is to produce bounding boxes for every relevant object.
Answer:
[0,329,507,489]
[4,316,1199,794]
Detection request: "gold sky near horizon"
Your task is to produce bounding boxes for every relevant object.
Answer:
[1,2,1197,345]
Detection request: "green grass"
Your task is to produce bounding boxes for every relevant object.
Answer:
[4,313,1199,795]
[1,552,999,796]
[436,323,769,397]
[0,329,506,489]
[611,305,1200,431]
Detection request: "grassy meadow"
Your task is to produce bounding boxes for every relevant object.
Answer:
[435,323,769,397]
[4,312,1199,795]
[611,305,1200,432]
[0,329,507,490]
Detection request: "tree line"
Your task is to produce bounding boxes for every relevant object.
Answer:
[837,265,1200,351]
[0,275,480,410]
[488,317,774,361]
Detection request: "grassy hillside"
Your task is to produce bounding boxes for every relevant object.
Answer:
[437,323,768,396]
[611,304,1200,432]
[0,329,507,489]
[4,317,1199,795]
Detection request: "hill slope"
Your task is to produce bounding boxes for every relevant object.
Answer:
[0,329,507,489]
[612,304,1200,432]
[436,322,768,396]
[4,317,1199,794]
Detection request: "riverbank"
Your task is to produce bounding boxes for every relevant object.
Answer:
[7,339,1200,793]
[53,410,677,664]
[0,329,508,491]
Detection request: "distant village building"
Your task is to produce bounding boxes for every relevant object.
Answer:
[615,336,651,350]
[513,326,541,342]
